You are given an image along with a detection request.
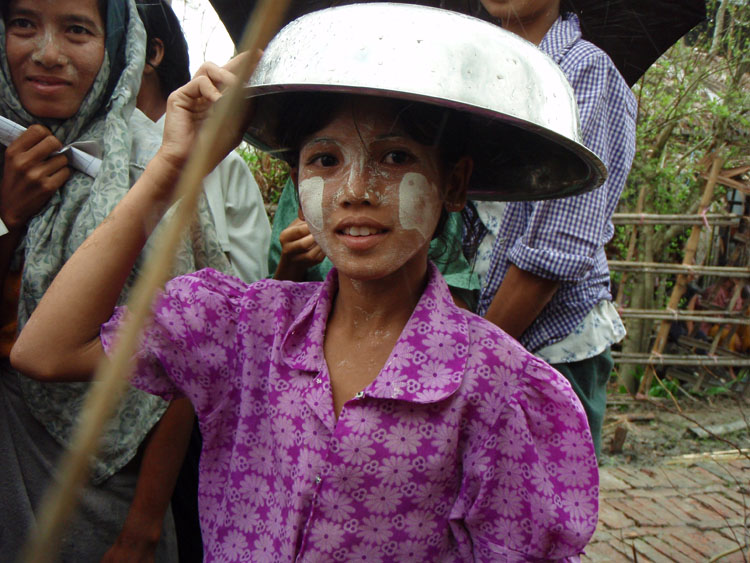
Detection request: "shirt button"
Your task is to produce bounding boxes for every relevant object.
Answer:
[315,475,322,484]
[355,391,365,399]
[315,378,322,384]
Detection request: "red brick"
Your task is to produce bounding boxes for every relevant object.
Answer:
[597,501,636,529]
[608,466,658,489]
[681,529,743,558]
[583,540,630,562]
[691,462,736,485]
[599,468,631,491]
[644,534,704,561]
[661,466,712,489]
[660,532,713,561]
[695,460,735,483]
[708,491,749,516]
[607,497,672,527]
[694,492,746,521]
[681,495,741,527]
[717,526,750,552]
[647,494,703,524]
[631,537,675,563]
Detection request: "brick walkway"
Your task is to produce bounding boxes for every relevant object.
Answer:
[584,455,750,562]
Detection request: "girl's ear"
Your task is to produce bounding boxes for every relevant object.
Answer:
[444,156,472,212]
[145,38,165,74]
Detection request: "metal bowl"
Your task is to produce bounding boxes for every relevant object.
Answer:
[243,2,606,201]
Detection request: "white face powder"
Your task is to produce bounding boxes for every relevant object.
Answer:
[299,176,325,231]
[398,172,439,242]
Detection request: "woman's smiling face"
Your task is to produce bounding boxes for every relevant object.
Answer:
[5,0,105,119]
[297,98,464,282]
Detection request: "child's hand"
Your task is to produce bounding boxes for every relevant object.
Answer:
[274,218,326,281]
[0,125,70,231]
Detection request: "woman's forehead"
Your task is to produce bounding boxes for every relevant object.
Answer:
[7,0,103,26]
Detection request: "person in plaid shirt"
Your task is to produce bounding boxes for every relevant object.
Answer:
[467,0,637,458]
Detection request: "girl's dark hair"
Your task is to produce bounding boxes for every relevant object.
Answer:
[276,92,471,260]
[136,0,191,98]
[276,92,469,172]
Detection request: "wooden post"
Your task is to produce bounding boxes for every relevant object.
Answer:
[615,184,647,307]
[638,153,725,395]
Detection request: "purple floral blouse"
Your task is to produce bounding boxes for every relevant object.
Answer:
[102,264,598,562]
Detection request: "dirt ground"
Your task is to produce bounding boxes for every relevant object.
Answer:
[599,388,750,468]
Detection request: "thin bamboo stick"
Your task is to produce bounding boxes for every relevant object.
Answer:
[21,2,291,561]
[612,213,742,226]
[608,261,750,277]
[617,310,749,324]
[612,353,750,366]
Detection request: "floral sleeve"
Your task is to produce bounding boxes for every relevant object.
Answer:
[460,355,599,561]
[101,268,247,417]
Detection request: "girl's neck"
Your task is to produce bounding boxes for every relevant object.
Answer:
[331,262,428,336]
[324,260,429,418]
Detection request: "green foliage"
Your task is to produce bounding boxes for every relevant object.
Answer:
[235,143,290,221]
[648,377,680,398]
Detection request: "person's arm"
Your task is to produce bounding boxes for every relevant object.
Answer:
[482,51,636,341]
[483,264,559,340]
[210,152,272,283]
[11,61,247,381]
[100,399,195,563]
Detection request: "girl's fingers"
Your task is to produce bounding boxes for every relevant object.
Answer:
[193,61,239,93]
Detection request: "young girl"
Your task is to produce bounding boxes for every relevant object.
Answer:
[13,7,599,561]
[0,0,228,559]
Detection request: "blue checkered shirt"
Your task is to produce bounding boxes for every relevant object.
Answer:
[470,13,637,353]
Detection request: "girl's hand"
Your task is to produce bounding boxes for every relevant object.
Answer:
[274,218,326,281]
[0,125,70,231]
[157,51,257,174]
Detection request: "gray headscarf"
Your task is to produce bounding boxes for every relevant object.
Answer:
[0,0,229,482]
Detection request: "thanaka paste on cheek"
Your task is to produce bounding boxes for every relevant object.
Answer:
[398,172,439,241]
[298,176,325,231]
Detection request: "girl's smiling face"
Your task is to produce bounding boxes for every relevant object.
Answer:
[297,99,468,282]
[5,0,105,119]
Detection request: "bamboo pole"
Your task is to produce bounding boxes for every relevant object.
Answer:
[638,154,725,395]
[20,2,291,561]
[614,185,646,307]
[613,353,750,367]
[612,213,742,226]
[608,261,750,277]
[617,309,749,324]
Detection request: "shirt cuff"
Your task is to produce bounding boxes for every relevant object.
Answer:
[0,218,8,237]
[508,240,595,281]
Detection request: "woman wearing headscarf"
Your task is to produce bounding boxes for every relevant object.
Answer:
[0,0,228,559]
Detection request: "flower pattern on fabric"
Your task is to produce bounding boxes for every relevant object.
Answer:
[102,263,598,561]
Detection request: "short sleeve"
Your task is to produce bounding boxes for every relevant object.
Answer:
[101,268,247,417]
[460,353,599,560]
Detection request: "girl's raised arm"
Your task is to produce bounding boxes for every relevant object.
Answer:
[11,62,248,382]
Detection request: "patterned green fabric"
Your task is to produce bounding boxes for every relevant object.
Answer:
[268,178,480,300]
[0,0,229,483]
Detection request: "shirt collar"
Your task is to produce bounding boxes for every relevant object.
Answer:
[281,263,469,404]
[539,12,582,64]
